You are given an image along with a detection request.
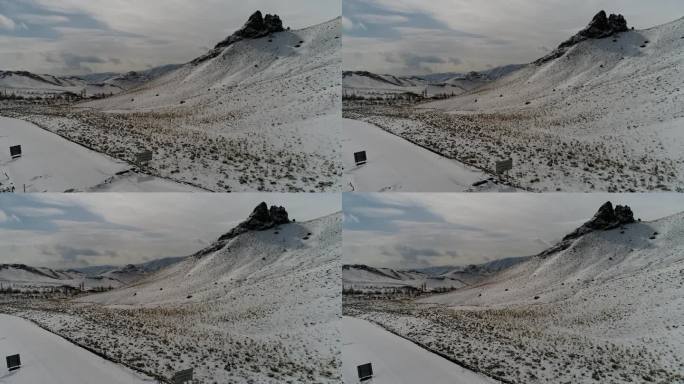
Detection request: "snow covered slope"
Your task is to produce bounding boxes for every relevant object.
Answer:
[342,118,512,192]
[9,16,341,192]
[342,316,497,384]
[0,314,154,384]
[56,208,343,383]
[416,15,684,191]
[0,116,200,192]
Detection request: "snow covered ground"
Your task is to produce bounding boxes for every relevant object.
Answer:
[1,17,342,192]
[1,212,342,384]
[342,118,514,192]
[344,211,684,383]
[0,314,154,384]
[0,116,201,192]
[342,316,497,384]
[343,17,684,192]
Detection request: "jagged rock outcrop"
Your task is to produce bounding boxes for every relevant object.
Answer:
[192,11,285,64]
[539,201,635,257]
[536,10,629,64]
[192,202,291,257]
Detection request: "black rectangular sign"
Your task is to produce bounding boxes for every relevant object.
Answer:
[357,363,373,381]
[9,145,21,158]
[172,368,193,384]
[354,151,367,166]
[136,150,153,164]
[6,354,20,371]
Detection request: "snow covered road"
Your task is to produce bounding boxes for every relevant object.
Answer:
[342,316,498,384]
[0,116,200,192]
[0,314,154,384]
[342,118,491,192]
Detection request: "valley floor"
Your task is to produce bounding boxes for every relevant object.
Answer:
[342,316,497,384]
[342,118,515,192]
[0,313,154,384]
[0,115,202,192]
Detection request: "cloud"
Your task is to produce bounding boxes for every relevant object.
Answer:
[343,193,684,269]
[43,52,114,72]
[356,14,409,24]
[44,245,119,264]
[0,14,16,30]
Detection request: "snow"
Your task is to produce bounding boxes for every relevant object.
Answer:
[1,18,341,192]
[1,213,343,383]
[344,17,684,192]
[342,265,466,292]
[342,316,497,384]
[342,118,513,192]
[0,314,153,383]
[0,116,202,192]
[344,211,684,383]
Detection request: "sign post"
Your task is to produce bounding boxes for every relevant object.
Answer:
[354,151,367,166]
[6,354,21,371]
[495,158,513,176]
[9,145,22,159]
[171,368,193,384]
[357,363,373,381]
[135,150,153,167]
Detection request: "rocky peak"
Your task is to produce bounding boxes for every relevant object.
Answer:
[191,11,285,65]
[536,10,629,64]
[192,203,291,258]
[215,11,284,49]
[539,201,635,257]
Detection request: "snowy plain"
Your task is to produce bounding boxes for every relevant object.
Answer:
[0,314,154,384]
[0,116,201,192]
[342,316,497,384]
[342,118,516,192]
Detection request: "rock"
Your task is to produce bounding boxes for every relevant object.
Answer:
[192,11,285,64]
[191,202,291,258]
[539,201,635,257]
[536,10,628,64]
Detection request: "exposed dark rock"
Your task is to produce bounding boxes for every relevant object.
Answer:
[192,202,290,258]
[536,10,629,64]
[539,201,635,257]
[191,11,284,64]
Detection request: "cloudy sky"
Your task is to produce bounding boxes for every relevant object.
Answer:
[344,193,684,269]
[0,0,340,75]
[0,193,339,269]
[343,0,684,75]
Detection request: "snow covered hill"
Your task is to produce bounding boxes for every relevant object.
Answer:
[0,257,185,291]
[0,65,180,99]
[0,264,122,291]
[343,256,529,293]
[343,71,484,99]
[0,70,121,98]
[346,202,684,383]
[5,13,342,192]
[346,13,684,192]
[420,14,684,191]
[2,204,342,383]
